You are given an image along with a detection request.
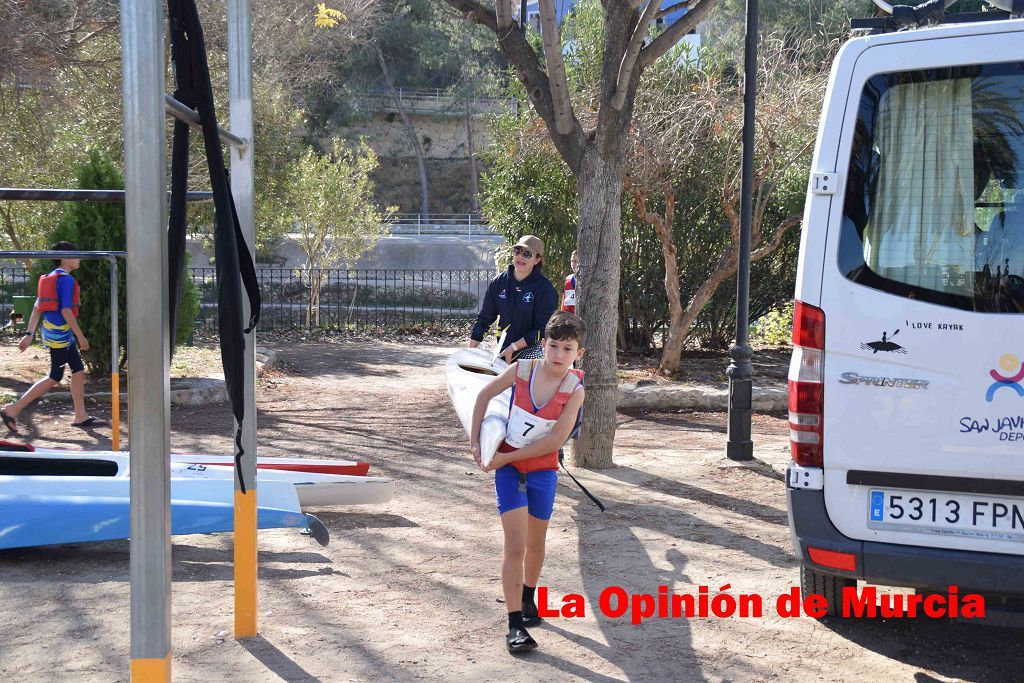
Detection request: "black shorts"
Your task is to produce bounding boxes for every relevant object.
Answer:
[49,344,84,382]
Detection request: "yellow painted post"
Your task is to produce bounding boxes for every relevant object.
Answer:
[112,372,120,450]
[130,651,171,682]
[234,490,258,637]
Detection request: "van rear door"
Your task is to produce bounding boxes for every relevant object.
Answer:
[818,25,1024,557]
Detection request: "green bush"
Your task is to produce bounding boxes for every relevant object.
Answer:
[750,301,794,348]
[33,149,198,373]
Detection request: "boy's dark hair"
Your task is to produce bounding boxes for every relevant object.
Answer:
[545,310,586,345]
[51,241,79,266]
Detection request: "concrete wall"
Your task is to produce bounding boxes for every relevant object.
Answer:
[187,234,505,273]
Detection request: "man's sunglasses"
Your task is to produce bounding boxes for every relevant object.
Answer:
[513,246,537,259]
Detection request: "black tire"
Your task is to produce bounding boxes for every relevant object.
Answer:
[801,564,856,617]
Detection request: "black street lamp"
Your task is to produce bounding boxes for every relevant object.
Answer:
[726,0,759,461]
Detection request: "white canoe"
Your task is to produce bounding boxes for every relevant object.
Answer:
[445,348,510,466]
[0,451,394,507]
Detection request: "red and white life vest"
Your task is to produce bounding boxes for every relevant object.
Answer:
[562,274,576,313]
[499,359,583,473]
[37,270,79,317]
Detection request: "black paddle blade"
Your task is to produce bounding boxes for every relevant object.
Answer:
[304,514,330,547]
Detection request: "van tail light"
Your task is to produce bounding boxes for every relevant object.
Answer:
[789,300,825,467]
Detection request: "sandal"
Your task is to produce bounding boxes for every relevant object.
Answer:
[0,409,17,434]
[71,416,108,428]
[506,626,537,653]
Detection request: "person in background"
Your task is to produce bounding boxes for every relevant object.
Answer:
[470,235,558,363]
[562,249,578,313]
[1,242,108,433]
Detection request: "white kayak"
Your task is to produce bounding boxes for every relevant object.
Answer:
[445,348,510,466]
[0,450,394,508]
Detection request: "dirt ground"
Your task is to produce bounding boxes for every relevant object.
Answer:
[0,340,1021,682]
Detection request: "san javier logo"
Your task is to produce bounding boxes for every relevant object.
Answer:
[986,353,1024,402]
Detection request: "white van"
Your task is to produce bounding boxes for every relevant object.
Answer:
[787,11,1024,614]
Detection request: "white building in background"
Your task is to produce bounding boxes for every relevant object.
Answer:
[523,0,703,60]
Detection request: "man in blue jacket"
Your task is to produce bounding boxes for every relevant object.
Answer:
[470,235,558,363]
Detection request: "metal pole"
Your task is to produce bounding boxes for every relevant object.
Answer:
[726,0,758,462]
[0,188,213,203]
[109,256,120,451]
[164,95,248,152]
[121,0,172,679]
[227,0,258,640]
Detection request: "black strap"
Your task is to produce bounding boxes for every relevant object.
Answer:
[558,448,605,512]
[166,0,261,492]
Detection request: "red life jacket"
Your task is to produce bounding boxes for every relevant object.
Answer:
[37,271,79,317]
[499,359,583,472]
[562,274,576,313]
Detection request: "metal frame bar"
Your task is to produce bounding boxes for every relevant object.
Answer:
[164,94,248,153]
[0,250,125,450]
[227,0,259,641]
[121,0,172,679]
[0,188,213,203]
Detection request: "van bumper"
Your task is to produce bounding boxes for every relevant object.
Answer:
[788,487,1024,596]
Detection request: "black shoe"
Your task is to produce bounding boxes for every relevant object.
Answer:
[522,601,542,627]
[506,626,538,653]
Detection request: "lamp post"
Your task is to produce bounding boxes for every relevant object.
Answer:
[726,0,758,462]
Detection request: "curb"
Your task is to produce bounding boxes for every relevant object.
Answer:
[40,347,277,407]
[618,382,787,412]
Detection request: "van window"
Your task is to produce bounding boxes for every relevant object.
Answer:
[839,62,1024,313]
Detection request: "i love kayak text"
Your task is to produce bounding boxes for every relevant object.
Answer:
[536,585,985,623]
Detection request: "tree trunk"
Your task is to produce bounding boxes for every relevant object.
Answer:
[374,43,429,219]
[0,205,32,270]
[572,149,623,470]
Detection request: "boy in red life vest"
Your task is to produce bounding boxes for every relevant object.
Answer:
[1,241,107,433]
[470,310,586,653]
[561,250,578,313]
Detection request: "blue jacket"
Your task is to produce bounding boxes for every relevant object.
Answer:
[471,266,558,351]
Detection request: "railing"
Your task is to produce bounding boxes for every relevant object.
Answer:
[354,88,516,116]
[0,267,497,333]
[190,267,494,331]
[388,213,496,237]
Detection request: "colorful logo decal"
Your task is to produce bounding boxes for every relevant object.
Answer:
[986,353,1024,402]
[861,329,906,354]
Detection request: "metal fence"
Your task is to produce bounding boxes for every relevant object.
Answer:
[190,267,493,331]
[0,267,495,332]
[388,213,496,237]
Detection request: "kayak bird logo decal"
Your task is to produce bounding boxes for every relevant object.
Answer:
[523,292,533,303]
[986,353,1024,402]
[861,329,906,354]
[499,288,506,299]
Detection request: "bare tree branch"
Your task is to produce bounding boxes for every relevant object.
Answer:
[636,0,718,71]
[751,214,801,261]
[537,0,575,134]
[610,0,662,111]
[444,0,586,172]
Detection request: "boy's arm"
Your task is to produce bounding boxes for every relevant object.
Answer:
[469,364,517,448]
[61,307,89,351]
[490,388,584,468]
[18,306,41,352]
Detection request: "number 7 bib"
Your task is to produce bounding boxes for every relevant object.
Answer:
[504,403,557,449]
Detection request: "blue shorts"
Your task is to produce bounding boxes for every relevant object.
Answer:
[495,466,558,520]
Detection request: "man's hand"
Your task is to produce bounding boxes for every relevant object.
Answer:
[78,336,90,352]
[18,334,32,353]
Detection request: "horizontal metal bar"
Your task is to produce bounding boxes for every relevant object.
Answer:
[164,94,247,151]
[0,188,213,203]
[0,250,126,260]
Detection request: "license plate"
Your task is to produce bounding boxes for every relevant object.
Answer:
[868,488,1024,541]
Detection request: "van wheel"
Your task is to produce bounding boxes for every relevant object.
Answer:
[801,565,856,617]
